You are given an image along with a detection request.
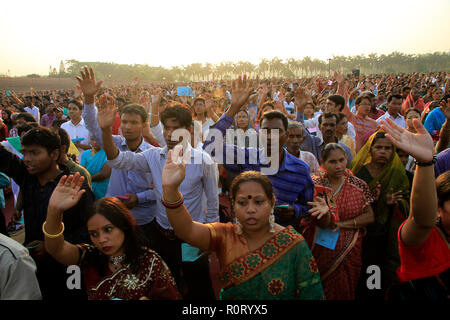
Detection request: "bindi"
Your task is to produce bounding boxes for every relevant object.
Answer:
[247,195,252,199]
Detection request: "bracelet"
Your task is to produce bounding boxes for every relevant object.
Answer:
[414,155,437,167]
[42,221,65,238]
[353,218,357,229]
[161,194,184,209]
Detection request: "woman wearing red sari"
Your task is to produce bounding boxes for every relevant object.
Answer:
[43,173,181,300]
[309,143,375,300]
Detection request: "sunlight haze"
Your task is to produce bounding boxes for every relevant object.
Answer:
[1,0,449,76]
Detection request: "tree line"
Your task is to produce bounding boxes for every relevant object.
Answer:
[37,51,450,81]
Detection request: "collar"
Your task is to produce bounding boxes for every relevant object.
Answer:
[160,143,195,159]
[120,137,147,152]
[70,119,85,126]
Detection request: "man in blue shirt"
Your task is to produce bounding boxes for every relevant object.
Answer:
[83,99,158,244]
[203,76,318,232]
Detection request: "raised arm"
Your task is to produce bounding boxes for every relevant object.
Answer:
[44,173,85,266]
[162,148,211,252]
[380,118,436,246]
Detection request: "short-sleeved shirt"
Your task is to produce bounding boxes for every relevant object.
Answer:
[397,221,450,282]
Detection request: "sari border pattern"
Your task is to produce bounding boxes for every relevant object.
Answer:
[220,226,304,289]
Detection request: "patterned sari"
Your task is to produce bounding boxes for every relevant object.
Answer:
[206,223,325,300]
[77,244,181,300]
[350,130,410,296]
[310,169,374,300]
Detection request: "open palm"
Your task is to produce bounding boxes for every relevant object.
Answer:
[162,148,190,189]
[380,118,434,163]
[76,66,103,97]
[97,93,116,129]
[230,75,254,111]
[49,174,86,212]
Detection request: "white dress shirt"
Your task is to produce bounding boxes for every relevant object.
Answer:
[376,112,407,128]
[61,119,90,159]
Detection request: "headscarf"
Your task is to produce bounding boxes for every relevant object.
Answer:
[350,130,410,235]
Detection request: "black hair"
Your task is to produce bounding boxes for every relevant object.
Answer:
[436,171,450,209]
[336,112,347,123]
[17,122,39,137]
[318,112,338,125]
[15,112,37,123]
[68,99,83,110]
[327,94,346,111]
[54,127,70,150]
[52,119,68,128]
[160,105,193,128]
[321,143,347,162]
[230,171,275,206]
[355,94,372,105]
[261,110,288,131]
[85,197,148,275]
[21,126,61,156]
[387,94,403,103]
[405,108,421,118]
[120,103,147,123]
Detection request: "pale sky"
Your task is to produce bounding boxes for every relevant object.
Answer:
[1,0,449,76]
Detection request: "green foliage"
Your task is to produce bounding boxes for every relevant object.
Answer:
[62,51,450,81]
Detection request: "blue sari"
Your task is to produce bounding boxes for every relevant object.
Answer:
[81,149,109,200]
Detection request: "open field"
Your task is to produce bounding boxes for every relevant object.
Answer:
[0,77,129,93]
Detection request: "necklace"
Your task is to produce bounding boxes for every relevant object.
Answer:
[110,254,126,270]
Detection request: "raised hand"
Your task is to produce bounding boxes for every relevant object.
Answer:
[75,67,103,104]
[293,87,309,112]
[162,147,191,191]
[139,91,151,113]
[308,197,330,220]
[380,118,434,163]
[97,93,117,130]
[229,74,254,116]
[334,71,345,85]
[48,173,86,213]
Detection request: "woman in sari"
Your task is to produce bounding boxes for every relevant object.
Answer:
[80,137,111,200]
[351,130,410,299]
[310,143,375,300]
[161,148,325,300]
[43,173,181,300]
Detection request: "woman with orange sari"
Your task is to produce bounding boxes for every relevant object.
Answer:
[160,148,325,300]
[309,143,375,299]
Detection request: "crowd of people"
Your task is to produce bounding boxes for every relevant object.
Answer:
[0,67,449,300]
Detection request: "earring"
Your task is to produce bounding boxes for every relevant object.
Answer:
[269,209,275,233]
[235,218,243,235]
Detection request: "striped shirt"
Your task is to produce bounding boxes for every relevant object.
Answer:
[203,114,314,223]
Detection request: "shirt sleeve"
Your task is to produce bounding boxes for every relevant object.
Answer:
[292,171,315,219]
[203,114,258,171]
[150,122,166,147]
[82,103,104,148]
[202,159,219,223]
[107,149,152,172]
[0,248,42,300]
[136,189,157,204]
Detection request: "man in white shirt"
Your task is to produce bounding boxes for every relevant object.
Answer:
[61,100,90,160]
[376,94,406,128]
[24,96,40,122]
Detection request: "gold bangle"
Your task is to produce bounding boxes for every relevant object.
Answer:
[353,218,357,229]
[42,221,65,238]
